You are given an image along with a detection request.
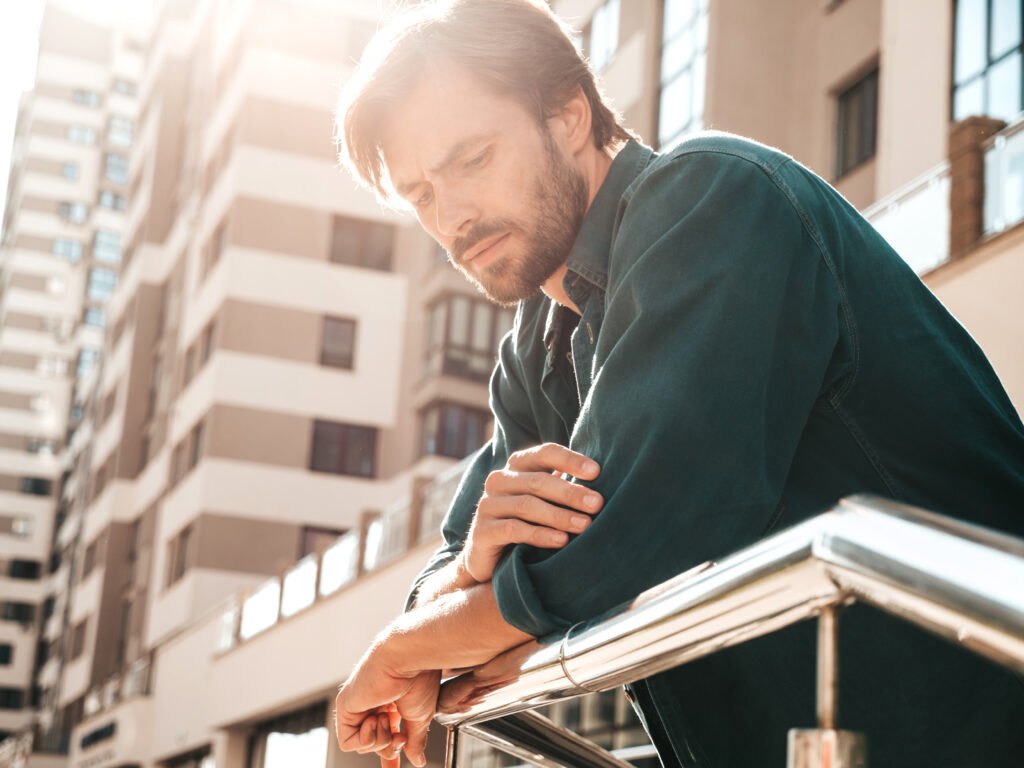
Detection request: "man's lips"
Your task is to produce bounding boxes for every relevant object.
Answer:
[464,233,509,264]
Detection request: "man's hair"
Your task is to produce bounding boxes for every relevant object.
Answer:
[336,0,636,200]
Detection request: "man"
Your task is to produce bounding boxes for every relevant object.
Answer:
[332,1,1024,766]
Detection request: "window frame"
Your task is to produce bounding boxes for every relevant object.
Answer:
[309,420,378,478]
[835,67,880,179]
[320,316,357,369]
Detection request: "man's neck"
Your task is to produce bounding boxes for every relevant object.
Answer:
[542,143,619,314]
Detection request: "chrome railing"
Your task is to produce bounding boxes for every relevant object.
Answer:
[436,495,1024,768]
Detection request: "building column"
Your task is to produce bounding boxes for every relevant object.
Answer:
[948,116,1005,258]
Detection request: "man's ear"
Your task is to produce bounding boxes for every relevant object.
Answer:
[549,85,593,155]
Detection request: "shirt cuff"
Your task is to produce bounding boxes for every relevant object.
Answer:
[492,545,572,638]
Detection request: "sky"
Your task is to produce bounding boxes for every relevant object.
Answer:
[0,0,153,233]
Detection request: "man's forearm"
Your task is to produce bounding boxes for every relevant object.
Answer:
[409,552,477,609]
[379,580,533,675]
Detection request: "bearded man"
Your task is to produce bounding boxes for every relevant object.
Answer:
[332,1,1024,766]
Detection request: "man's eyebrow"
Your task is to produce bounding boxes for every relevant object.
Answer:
[394,134,496,198]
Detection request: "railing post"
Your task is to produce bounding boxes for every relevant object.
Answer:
[787,606,867,768]
[444,725,460,768]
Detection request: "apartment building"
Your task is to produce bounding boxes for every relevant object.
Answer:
[1,0,1022,767]
[0,2,141,752]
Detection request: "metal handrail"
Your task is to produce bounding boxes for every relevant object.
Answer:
[436,495,1024,766]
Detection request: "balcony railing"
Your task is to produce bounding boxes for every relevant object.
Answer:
[863,164,951,275]
[984,116,1024,235]
[216,459,471,653]
[435,495,1024,768]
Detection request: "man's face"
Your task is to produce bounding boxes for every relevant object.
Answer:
[380,61,589,306]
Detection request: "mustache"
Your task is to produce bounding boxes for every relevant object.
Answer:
[450,219,518,263]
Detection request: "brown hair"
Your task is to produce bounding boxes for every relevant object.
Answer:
[336,0,636,200]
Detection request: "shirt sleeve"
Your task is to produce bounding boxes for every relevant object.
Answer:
[491,151,848,637]
[404,308,545,609]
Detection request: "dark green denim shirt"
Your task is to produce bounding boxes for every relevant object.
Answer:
[411,136,1024,767]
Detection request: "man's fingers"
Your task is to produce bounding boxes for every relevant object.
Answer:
[403,717,430,768]
[505,442,600,479]
[481,496,596,541]
[484,471,603,518]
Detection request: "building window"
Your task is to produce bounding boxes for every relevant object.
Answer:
[72,89,101,107]
[582,0,620,72]
[63,162,79,180]
[251,703,328,768]
[107,116,134,147]
[0,645,12,665]
[659,0,709,148]
[420,401,491,459]
[7,560,41,580]
[98,189,127,211]
[77,348,99,379]
[92,230,121,264]
[87,267,117,301]
[21,477,52,496]
[424,295,515,381]
[1,603,34,624]
[68,125,97,145]
[58,201,88,224]
[954,0,1024,121]
[112,78,137,96]
[320,317,356,369]
[84,307,106,328]
[189,422,204,471]
[309,420,377,478]
[329,216,394,270]
[53,238,83,261]
[836,68,879,178]
[200,321,216,366]
[70,619,87,660]
[166,525,192,586]
[103,153,129,185]
[203,219,228,276]
[0,689,24,710]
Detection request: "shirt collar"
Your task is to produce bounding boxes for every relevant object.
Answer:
[564,139,654,292]
[542,140,654,350]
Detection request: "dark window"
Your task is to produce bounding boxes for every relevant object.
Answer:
[0,688,23,710]
[81,542,97,580]
[8,560,41,580]
[1,602,35,623]
[329,216,394,270]
[309,420,377,478]
[954,0,1024,121]
[420,402,491,459]
[189,422,204,470]
[87,267,117,301]
[70,619,87,659]
[0,644,12,665]
[167,526,192,586]
[84,307,105,328]
[43,597,55,619]
[424,295,515,381]
[200,321,216,365]
[320,317,357,369]
[21,477,52,496]
[836,69,879,178]
[80,722,115,749]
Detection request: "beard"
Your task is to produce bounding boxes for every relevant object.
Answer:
[447,131,589,307]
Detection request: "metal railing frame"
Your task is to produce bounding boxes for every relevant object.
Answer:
[436,495,1024,767]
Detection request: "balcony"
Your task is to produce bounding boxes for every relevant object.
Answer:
[984,117,1024,236]
[863,163,951,275]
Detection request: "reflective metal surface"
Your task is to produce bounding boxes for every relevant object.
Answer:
[437,495,1024,729]
[787,729,867,768]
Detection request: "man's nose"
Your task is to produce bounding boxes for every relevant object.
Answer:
[434,187,478,238]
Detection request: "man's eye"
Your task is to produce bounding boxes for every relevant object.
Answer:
[415,188,433,207]
[465,151,488,168]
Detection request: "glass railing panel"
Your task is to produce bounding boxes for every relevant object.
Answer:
[239,578,281,640]
[419,458,472,544]
[280,555,318,618]
[217,601,239,652]
[319,531,359,597]
[984,124,1024,234]
[363,502,410,572]
[864,166,951,275]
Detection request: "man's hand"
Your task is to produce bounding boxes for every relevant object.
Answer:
[335,644,440,768]
[463,443,602,582]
